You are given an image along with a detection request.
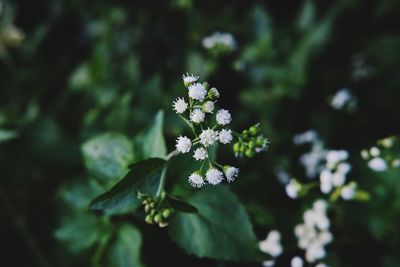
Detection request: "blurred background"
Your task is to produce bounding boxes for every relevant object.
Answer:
[1,0,400,266]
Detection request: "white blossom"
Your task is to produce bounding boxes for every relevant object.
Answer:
[295,200,332,263]
[326,150,349,169]
[188,83,207,102]
[206,168,223,185]
[172,97,188,114]
[218,129,233,144]
[286,179,301,199]
[175,136,192,153]
[202,32,236,50]
[203,101,215,113]
[341,183,356,200]
[320,169,333,194]
[193,147,208,161]
[182,73,199,86]
[199,128,219,147]
[330,88,356,110]
[224,166,239,182]
[216,109,232,125]
[300,143,327,178]
[361,149,369,159]
[188,172,205,188]
[293,130,319,145]
[369,146,380,157]
[368,157,388,172]
[316,264,328,267]
[262,260,275,267]
[190,109,205,124]
[291,257,303,267]
[259,230,283,257]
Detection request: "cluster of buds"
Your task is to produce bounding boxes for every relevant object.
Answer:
[173,74,268,188]
[233,123,269,158]
[361,136,400,172]
[142,194,174,228]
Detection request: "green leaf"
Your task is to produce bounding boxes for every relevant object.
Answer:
[90,158,166,212]
[166,195,198,213]
[55,212,108,252]
[82,133,134,181]
[169,186,261,261]
[134,110,167,160]
[105,224,144,267]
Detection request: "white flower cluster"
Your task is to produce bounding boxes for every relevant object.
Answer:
[174,74,239,188]
[293,130,327,178]
[202,32,236,51]
[259,230,283,267]
[361,137,400,172]
[330,88,357,111]
[294,200,333,263]
[319,150,357,200]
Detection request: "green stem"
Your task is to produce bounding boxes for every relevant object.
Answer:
[92,223,113,267]
[179,114,197,137]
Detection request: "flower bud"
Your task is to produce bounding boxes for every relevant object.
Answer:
[162,209,172,219]
[245,149,255,158]
[159,222,169,228]
[154,214,162,223]
[249,126,259,136]
[145,215,154,224]
[208,87,220,100]
[249,140,256,149]
[202,101,215,113]
[233,142,240,153]
[144,204,151,213]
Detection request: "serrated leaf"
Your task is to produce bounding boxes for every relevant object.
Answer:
[134,110,167,160]
[105,224,144,267]
[82,133,134,181]
[166,195,198,213]
[169,186,261,261]
[90,158,166,212]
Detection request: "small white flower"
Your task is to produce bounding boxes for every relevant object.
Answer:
[262,260,275,267]
[380,137,394,148]
[199,128,219,147]
[202,32,236,50]
[361,149,369,160]
[291,256,303,267]
[341,183,356,200]
[330,88,356,110]
[206,168,223,185]
[208,87,220,99]
[175,136,192,153]
[182,73,199,86]
[316,264,328,267]
[259,230,283,257]
[203,101,215,113]
[218,129,233,144]
[305,242,326,262]
[193,147,208,161]
[172,97,188,114]
[326,150,348,168]
[188,83,207,102]
[320,169,333,194]
[369,146,380,157]
[368,157,388,172]
[332,172,346,187]
[286,179,301,199]
[190,109,205,124]
[188,172,205,188]
[216,109,232,125]
[293,130,319,145]
[224,166,239,182]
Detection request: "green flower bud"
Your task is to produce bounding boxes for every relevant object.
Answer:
[208,87,220,100]
[144,204,151,213]
[154,214,162,223]
[233,142,240,153]
[249,126,258,136]
[162,209,172,219]
[256,138,265,146]
[245,149,255,158]
[240,145,246,153]
[145,215,153,224]
[249,140,256,149]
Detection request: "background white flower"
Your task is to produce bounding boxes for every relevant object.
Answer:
[182,73,199,86]
[175,136,192,153]
[286,179,301,199]
[173,97,188,114]
[188,83,207,102]
[193,147,208,161]
[190,109,205,124]
[216,109,231,125]
[259,230,283,257]
[368,157,388,172]
[291,256,303,267]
